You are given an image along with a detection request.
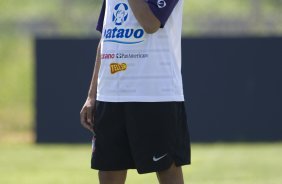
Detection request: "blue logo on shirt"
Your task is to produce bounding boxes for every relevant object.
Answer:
[157,0,167,8]
[103,3,145,44]
[112,3,128,26]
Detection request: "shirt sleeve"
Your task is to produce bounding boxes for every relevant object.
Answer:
[146,0,179,28]
[96,0,106,33]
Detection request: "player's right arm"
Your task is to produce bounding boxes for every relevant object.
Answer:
[80,39,102,133]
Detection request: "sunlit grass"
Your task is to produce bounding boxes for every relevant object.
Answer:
[0,36,33,143]
[0,143,281,184]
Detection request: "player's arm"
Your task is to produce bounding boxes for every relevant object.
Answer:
[128,0,161,34]
[80,39,102,133]
[87,39,101,100]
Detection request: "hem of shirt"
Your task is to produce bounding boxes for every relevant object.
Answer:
[96,95,185,102]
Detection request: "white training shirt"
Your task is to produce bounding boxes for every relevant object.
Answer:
[96,0,184,102]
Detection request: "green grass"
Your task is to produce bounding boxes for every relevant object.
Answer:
[0,35,34,143]
[0,143,282,184]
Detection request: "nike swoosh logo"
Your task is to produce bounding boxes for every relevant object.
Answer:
[153,154,168,162]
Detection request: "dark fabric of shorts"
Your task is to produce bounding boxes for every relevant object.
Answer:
[91,101,191,174]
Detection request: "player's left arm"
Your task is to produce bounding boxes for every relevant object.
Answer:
[128,0,179,34]
[128,0,161,34]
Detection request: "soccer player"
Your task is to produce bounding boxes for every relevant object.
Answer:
[80,0,191,183]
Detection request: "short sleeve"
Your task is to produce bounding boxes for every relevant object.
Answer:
[146,0,179,28]
[96,0,106,33]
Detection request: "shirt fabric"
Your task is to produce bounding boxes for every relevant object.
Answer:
[96,0,184,102]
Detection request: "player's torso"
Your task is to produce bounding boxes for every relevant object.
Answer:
[97,0,184,102]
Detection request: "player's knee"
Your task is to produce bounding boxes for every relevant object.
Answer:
[98,170,127,184]
[157,163,184,184]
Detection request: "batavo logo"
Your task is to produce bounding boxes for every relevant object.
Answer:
[110,63,127,74]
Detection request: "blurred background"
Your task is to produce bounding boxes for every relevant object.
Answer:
[0,0,282,184]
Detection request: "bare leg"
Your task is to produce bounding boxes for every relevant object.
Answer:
[99,170,127,184]
[156,163,184,184]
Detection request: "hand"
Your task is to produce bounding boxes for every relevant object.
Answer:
[80,97,95,133]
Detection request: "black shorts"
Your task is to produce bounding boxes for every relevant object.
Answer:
[91,101,191,174]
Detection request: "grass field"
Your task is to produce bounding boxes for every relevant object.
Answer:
[1,143,282,184]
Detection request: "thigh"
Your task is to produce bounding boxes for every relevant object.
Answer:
[124,102,191,174]
[91,101,135,171]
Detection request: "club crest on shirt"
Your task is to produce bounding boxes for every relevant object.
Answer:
[103,2,145,44]
[112,3,129,26]
[157,0,166,8]
[110,63,127,74]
